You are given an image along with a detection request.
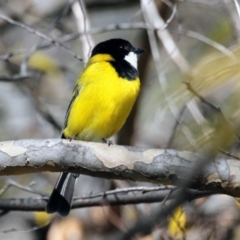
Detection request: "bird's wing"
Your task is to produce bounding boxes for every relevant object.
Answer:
[61,84,81,136]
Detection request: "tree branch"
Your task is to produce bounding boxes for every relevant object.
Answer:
[0,139,239,196]
[0,188,211,212]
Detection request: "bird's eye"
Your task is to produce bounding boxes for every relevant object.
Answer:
[124,45,130,51]
[119,46,123,49]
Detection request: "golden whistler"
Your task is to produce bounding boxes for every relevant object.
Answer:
[46,39,144,216]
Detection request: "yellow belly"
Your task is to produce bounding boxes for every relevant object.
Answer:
[62,60,140,141]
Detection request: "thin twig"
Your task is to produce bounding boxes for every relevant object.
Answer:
[142,1,199,150]
[21,57,62,132]
[120,189,188,240]
[0,13,83,62]
[0,221,50,234]
[121,147,217,239]
[167,105,188,148]
[0,49,25,61]
[233,0,240,21]
[219,149,240,160]
[0,189,212,211]
[72,0,94,62]
[0,74,30,81]
[0,179,46,197]
[168,28,238,61]
[1,24,236,63]
[74,185,175,200]
[184,80,240,141]
[20,1,73,76]
[141,0,191,74]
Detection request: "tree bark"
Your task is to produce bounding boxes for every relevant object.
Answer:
[0,139,239,196]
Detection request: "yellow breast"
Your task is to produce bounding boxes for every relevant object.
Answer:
[63,54,140,141]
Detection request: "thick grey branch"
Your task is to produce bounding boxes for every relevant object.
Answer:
[0,139,239,196]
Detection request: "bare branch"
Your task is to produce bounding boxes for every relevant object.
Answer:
[142,2,198,150]
[74,185,175,200]
[0,13,83,62]
[232,0,240,35]
[0,49,25,61]
[20,1,73,76]
[121,140,219,239]
[167,105,187,148]
[0,179,46,197]
[184,81,240,140]
[0,139,239,196]
[72,0,94,62]
[141,0,191,74]
[168,28,238,61]
[0,23,236,65]
[43,23,235,60]
[0,188,212,212]
[0,74,30,81]
[121,189,188,240]
[0,220,50,234]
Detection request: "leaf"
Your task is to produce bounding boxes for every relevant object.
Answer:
[168,205,187,239]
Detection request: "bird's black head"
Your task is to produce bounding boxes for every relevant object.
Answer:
[91,39,144,67]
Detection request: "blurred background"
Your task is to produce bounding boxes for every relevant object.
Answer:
[1,0,240,239]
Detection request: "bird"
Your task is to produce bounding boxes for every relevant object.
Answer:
[45,38,144,217]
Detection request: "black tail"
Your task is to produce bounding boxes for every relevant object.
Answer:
[45,172,78,217]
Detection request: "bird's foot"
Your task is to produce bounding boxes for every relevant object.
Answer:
[103,138,113,146]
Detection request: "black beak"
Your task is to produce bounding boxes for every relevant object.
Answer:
[133,47,144,54]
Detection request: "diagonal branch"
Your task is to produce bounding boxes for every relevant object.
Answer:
[0,13,83,62]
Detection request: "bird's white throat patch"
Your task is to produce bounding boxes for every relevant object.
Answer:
[124,51,138,69]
